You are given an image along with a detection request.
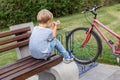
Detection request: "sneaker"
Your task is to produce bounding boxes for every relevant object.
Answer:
[63,58,73,64]
[70,54,75,59]
[69,51,75,59]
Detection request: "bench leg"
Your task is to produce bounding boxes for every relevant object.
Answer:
[38,61,79,80]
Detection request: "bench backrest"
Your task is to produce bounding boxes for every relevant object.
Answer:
[10,22,34,59]
[0,27,31,53]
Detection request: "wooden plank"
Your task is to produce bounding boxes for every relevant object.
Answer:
[0,56,32,70]
[0,27,30,38]
[0,39,29,53]
[0,54,60,79]
[2,55,62,80]
[0,54,56,75]
[0,59,43,79]
[0,57,34,75]
[0,33,31,45]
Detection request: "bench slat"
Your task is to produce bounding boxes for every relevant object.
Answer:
[0,27,30,38]
[0,59,42,78]
[0,54,55,75]
[0,55,62,80]
[0,33,31,45]
[14,55,62,80]
[0,56,34,75]
[0,39,29,53]
[0,56,31,70]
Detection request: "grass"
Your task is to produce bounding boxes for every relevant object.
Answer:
[0,49,17,66]
[0,3,120,66]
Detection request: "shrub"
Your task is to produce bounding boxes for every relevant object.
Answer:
[0,0,119,28]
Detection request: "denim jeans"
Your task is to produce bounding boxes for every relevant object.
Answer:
[50,38,71,59]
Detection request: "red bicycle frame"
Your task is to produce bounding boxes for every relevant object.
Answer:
[93,19,120,47]
[82,18,120,54]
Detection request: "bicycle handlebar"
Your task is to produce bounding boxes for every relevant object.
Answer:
[82,5,103,15]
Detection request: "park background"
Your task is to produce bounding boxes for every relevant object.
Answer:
[0,0,120,66]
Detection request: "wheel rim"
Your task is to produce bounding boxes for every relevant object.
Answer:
[67,28,99,63]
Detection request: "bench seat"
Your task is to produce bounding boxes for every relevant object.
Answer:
[0,54,62,80]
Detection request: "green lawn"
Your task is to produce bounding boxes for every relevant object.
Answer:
[0,3,120,66]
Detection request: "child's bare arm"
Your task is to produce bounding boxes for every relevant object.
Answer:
[52,20,60,38]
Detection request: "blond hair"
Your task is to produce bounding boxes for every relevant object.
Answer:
[37,9,53,23]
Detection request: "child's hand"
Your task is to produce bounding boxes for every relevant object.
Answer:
[52,20,60,27]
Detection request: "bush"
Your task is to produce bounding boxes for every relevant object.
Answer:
[0,0,119,28]
[102,0,120,6]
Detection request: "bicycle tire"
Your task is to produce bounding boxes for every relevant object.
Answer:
[66,27,102,64]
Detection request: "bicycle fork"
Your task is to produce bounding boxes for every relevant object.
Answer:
[81,27,93,47]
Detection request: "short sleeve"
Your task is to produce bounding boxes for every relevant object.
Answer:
[47,32,53,42]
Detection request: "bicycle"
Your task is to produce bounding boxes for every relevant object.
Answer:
[66,5,120,64]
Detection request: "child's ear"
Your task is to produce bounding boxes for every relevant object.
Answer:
[47,20,52,27]
[47,20,51,24]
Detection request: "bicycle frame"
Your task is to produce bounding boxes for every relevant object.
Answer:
[82,18,120,54]
[92,19,120,48]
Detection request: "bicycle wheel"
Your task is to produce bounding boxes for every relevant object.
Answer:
[66,27,102,64]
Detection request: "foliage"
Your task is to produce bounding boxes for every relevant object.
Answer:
[0,0,119,28]
[102,0,120,5]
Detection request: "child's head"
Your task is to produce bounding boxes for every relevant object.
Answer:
[37,9,53,24]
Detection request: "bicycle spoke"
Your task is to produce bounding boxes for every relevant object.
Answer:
[66,28,102,64]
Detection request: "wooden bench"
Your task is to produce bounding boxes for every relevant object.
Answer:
[0,27,62,80]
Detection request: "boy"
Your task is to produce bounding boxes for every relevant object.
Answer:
[29,9,73,64]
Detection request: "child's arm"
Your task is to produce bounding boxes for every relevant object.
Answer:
[52,20,60,38]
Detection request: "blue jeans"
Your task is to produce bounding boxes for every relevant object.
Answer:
[50,39,71,59]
